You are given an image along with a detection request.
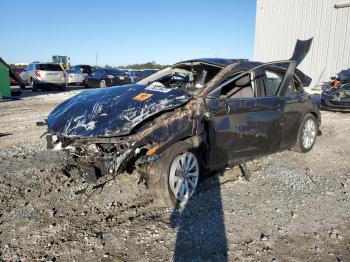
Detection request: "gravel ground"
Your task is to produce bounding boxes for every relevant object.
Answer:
[0,87,349,261]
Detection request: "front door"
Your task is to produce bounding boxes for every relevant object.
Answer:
[206,70,283,169]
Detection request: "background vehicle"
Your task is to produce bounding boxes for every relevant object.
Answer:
[129,69,158,83]
[52,55,71,69]
[141,69,157,79]
[65,69,85,85]
[72,64,93,75]
[19,62,66,91]
[84,68,131,88]
[129,70,142,83]
[9,67,24,85]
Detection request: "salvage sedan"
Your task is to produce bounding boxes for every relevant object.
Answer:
[43,39,321,207]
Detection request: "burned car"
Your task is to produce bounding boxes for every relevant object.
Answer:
[43,39,321,207]
[321,69,350,111]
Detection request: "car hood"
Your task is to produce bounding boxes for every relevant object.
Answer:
[47,84,192,137]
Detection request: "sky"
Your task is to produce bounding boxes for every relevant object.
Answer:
[0,0,256,66]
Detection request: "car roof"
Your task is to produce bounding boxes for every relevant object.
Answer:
[174,58,250,68]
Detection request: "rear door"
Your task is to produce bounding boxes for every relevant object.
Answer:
[89,69,104,87]
[261,67,307,149]
[20,64,31,82]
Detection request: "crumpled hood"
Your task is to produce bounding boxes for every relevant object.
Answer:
[47,84,192,137]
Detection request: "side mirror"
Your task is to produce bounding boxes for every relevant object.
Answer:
[219,96,229,108]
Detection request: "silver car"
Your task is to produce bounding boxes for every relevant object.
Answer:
[65,69,86,85]
[19,62,66,91]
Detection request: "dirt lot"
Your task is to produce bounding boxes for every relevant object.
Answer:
[0,87,349,261]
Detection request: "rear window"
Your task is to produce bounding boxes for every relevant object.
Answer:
[39,64,63,71]
[79,66,92,74]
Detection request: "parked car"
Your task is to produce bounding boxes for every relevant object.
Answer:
[43,39,320,207]
[141,69,158,79]
[84,68,131,88]
[9,67,24,85]
[129,69,158,83]
[65,69,86,86]
[320,69,350,111]
[19,62,66,91]
[129,70,142,83]
[72,64,93,75]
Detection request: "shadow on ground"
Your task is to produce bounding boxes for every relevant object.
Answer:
[170,174,228,261]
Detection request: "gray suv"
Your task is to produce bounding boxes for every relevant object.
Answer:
[20,62,66,91]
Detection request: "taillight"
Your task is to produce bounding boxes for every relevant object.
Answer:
[35,70,41,77]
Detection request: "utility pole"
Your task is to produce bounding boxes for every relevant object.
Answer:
[95,53,98,67]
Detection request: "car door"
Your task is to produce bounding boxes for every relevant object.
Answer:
[265,70,310,149]
[89,70,103,87]
[20,64,31,83]
[206,69,284,169]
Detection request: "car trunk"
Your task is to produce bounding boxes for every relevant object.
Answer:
[38,64,65,82]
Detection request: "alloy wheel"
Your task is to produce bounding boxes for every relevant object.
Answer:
[169,152,199,204]
[302,119,316,149]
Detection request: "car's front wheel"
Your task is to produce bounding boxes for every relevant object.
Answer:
[147,141,200,207]
[294,114,318,153]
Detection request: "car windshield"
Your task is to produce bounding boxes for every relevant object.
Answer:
[137,63,221,95]
[39,64,63,71]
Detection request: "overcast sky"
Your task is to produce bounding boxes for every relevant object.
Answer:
[0,0,256,66]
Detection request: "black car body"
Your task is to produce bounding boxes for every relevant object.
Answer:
[320,69,350,111]
[44,39,320,206]
[84,68,131,88]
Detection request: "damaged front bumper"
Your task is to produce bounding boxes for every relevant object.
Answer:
[46,133,140,182]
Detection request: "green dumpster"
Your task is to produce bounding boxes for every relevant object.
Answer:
[0,57,11,97]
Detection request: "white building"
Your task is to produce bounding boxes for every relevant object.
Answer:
[254,0,350,91]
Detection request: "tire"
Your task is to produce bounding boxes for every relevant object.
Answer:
[294,114,318,153]
[100,80,106,88]
[84,81,89,88]
[30,78,38,91]
[147,141,200,207]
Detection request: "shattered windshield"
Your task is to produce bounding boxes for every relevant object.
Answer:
[137,63,221,95]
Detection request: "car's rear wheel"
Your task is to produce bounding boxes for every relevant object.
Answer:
[147,141,200,207]
[294,114,317,153]
[100,80,106,88]
[30,78,37,91]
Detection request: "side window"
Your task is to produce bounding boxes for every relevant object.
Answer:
[93,70,103,78]
[220,73,254,99]
[285,79,298,96]
[264,70,283,96]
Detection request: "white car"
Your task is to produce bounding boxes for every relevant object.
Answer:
[65,69,86,85]
[20,62,66,91]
